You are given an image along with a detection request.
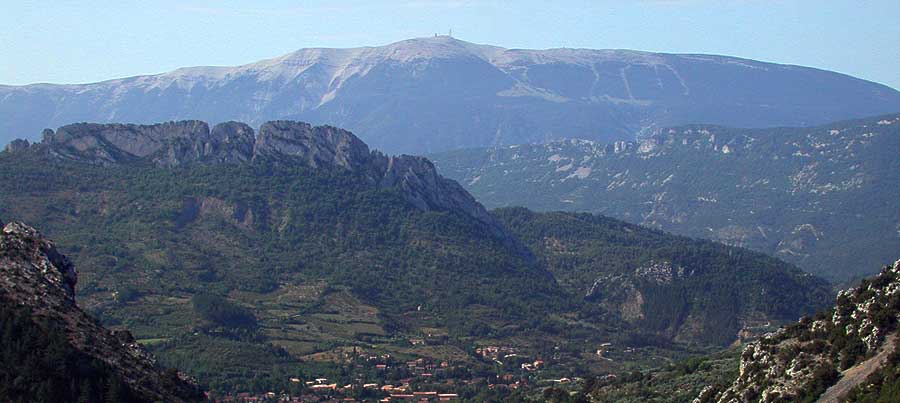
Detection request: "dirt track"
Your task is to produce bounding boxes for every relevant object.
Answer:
[816,332,898,403]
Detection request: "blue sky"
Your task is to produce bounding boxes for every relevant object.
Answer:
[1,0,898,89]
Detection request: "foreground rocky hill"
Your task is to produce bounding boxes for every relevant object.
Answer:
[696,259,900,403]
[0,220,203,402]
[3,36,899,154]
[432,114,900,281]
[0,120,831,394]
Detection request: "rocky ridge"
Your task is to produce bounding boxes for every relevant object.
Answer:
[0,219,202,402]
[697,259,900,403]
[6,120,504,238]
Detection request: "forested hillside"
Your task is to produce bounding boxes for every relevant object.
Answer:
[0,120,831,394]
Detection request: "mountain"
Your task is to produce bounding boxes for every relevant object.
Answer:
[696,259,900,403]
[495,208,830,346]
[0,120,831,394]
[431,114,900,282]
[0,220,204,402]
[3,36,900,154]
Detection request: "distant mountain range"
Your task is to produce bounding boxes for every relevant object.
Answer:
[431,114,900,282]
[0,120,830,392]
[2,36,899,154]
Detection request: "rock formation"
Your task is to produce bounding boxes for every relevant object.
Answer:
[3,120,514,245]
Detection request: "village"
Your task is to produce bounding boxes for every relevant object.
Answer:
[207,343,585,402]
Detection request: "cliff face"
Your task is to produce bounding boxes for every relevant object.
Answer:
[0,220,203,403]
[698,259,900,403]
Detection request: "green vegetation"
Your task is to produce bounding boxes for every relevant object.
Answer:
[192,293,257,328]
[0,155,577,391]
[495,207,831,345]
[432,114,900,282]
[0,296,145,403]
[585,349,740,403]
[0,149,831,394]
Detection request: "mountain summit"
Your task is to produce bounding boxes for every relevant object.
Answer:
[2,36,899,153]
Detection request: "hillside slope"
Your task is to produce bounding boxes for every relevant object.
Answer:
[495,208,830,346]
[0,220,204,403]
[696,259,900,403]
[0,120,831,392]
[432,114,900,281]
[3,36,899,154]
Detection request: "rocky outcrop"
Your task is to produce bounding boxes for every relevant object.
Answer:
[153,121,256,166]
[254,121,372,170]
[28,120,259,166]
[378,153,500,230]
[0,221,203,402]
[0,221,77,299]
[3,138,29,153]
[699,259,900,403]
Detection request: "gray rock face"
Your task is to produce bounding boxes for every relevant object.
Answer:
[209,121,256,163]
[153,121,256,166]
[2,36,899,154]
[254,121,372,170]
[378,154,497,229]
[44,120,210,165]
[1,221,77,299]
